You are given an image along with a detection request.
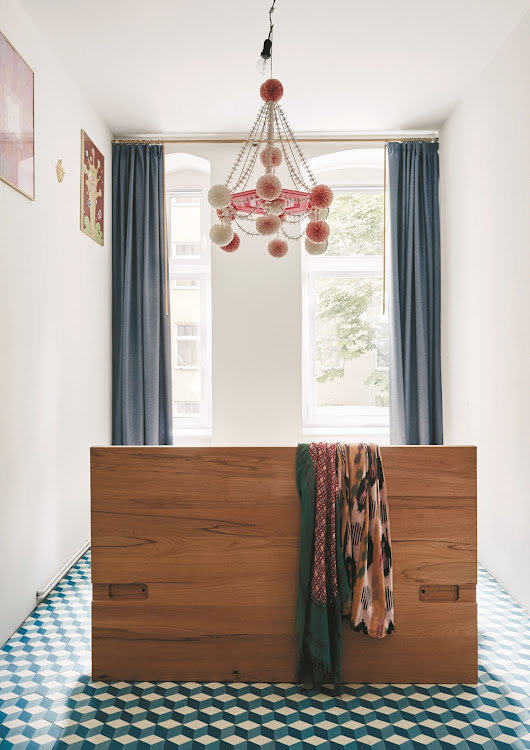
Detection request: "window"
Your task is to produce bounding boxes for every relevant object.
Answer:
[302,187,389,441]
[168,193,201,258]
[167,189,212,437]
[175,401,201,416]
[174,323,201,368]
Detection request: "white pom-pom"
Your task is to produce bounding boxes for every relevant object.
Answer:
[305,238,328,255]
[208,184,231,209]
[210,223,234,246]
[267,199,285,216]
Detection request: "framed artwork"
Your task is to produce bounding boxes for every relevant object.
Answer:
[81,130,104,245]
[0,29,35,200]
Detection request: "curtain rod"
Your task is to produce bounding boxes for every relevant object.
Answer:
[112,136,439,145]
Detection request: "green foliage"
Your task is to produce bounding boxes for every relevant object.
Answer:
[316,278,379,384]
[326,193,384,256]
[364,368,389,408]
[315,191,388,405]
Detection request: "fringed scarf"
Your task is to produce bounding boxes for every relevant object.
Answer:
[337,443,395,637]
[295,443,349,693]
[296,442,395,693]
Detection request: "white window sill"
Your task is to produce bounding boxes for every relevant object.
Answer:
[172,429,212,446]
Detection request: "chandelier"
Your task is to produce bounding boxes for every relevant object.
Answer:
[207,2,333,259]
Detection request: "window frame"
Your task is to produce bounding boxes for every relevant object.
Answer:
[174,322,201,370]
[301,185,389,441]
[167,191,202,261]
[167,189,212,438]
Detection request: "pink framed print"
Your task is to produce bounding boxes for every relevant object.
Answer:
[81,130,104,245]
[0,29,34,200]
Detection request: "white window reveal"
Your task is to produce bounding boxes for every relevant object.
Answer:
[167,189,212,438]
[302,187,389,443]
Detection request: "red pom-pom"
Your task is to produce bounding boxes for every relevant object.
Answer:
[260,146,283,169]
[256,174,282,201]
[309,184,334,210]
[256,214,281,235]
[260,78,284,102]
[221,233,240,253]
[306,220,330,244]
[268,239,288,258]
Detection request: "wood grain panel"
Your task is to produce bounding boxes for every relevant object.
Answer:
[391,540,476,585]
[92,512,299,585]
[381,446,477,498]
[92,586,474,638]
[92,631,478,684]
[91,445,477,683]
[389,498,476,543]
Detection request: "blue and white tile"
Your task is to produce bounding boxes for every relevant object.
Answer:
[1,555,530,749]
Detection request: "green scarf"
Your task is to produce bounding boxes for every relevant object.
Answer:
[295,443,349,693]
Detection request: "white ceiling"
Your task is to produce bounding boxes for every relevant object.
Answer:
[20,0,530,136]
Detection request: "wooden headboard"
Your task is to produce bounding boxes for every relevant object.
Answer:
[90,446,477,683]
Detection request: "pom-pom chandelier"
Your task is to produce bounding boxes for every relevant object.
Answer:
[208,0,332,258]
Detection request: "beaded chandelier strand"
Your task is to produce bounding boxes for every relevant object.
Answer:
[207,4,333,258]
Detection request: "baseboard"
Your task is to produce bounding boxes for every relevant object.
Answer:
[36,540,91,602]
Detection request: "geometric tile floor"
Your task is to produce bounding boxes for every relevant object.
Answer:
[1,554,530,749]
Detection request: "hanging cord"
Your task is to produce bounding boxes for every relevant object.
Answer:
[258,0,276,76]
[270,0,274,77]
[382,143,387,315]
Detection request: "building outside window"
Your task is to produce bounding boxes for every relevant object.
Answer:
[167,188,212,437]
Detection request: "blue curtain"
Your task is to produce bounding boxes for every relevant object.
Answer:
[387,141,443,445]
[112,143,173,445]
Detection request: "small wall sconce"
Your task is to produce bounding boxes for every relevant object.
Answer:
[56,159,65,183]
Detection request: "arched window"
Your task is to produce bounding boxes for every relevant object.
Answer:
[302,148,389,443]
[165,153,212,439]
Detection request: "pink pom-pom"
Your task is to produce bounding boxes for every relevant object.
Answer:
[256,174,282,201]
[221,233,240,253]
[309,184,334,209]
[260,78,284,102]
[256,214,281,235]
[260,146,283,169]
[268,239,288,258]
[306,220,330,244]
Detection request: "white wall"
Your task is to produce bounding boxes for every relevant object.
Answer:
[440,11,530,613]
[0,0,112,645]
[207,143,303,447]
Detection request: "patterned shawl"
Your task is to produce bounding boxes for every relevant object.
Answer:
[295,443,349,693]
[337,443,395,637]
